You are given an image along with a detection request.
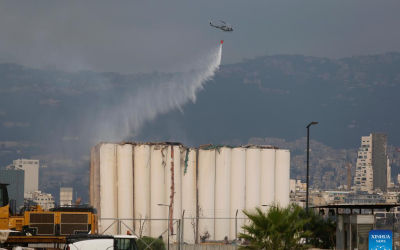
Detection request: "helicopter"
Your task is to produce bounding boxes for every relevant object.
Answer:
[209,20,233,32]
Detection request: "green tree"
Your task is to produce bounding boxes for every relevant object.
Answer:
[136,236,166,250]
[238,204,312,250]
[299,209,336,249]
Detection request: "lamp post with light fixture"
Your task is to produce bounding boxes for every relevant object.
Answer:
[306,121,318,244]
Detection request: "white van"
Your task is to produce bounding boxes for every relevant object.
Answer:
[65,235,138,250]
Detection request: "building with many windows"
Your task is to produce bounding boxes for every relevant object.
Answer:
[0,169,25,208]
[354,135,373,191]
[353,133,393,192]
[371,133,391,190]
[6,159,39,193]
[60,187,73,206]
[25,191,55,210]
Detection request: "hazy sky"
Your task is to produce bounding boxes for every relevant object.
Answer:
[1,1,400,74]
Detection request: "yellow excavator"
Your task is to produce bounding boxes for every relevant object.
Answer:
[0,183,97,245]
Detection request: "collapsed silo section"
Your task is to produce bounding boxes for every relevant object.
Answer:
[214,147,232,241]
[99,143,118,235]
[150,145,167,238]
[117,144,134,235]
[134,144,151,236]
[229,148,246,240]
[245,147,261,211]
[274,150,290,207]
[197,147,216,241]
[182,148,197,244]
[260,148,276,209]
[164,144,182,242]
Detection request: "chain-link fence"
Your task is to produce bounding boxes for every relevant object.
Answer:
[99,216,249,249]
[100,218,182,250]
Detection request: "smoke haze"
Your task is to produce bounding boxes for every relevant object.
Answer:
[89,44,222,142]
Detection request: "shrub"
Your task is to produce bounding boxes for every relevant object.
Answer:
[136,236,166,250]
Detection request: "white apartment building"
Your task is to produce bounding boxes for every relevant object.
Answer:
[354,136,373,191]
[290,179,307,193]
[25,191,55,210]
[7,159,39,193]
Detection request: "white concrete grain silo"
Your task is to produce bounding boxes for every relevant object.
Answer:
[150,145,167,238]
[274,149,290,207]
[99,143,118,235]
[117,144,134,234]
[133,144,151,236]
[90,142,291,243]
[214,147,231,241]
[197,148,216,241]
[260,148,275,209]
[181,148,197,244]
[229,147,246,240]
[245,148,261,211]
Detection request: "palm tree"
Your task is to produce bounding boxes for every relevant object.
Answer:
[298,209,336,249]
[238,204,312,250]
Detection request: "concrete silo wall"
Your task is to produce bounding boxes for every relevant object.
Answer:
[214,147,231,241]
[182,148,197,244]
[99,143,118,235]
[229,148,246,240]
[197,148,216,241]
[245,148,261,211]
[260,149,275,209]
[90,143,290,241]
[117,144,134,234]
[133,144,151,236]
[150,145,166,238]
[274,150,290,207]
[164,145,182,242]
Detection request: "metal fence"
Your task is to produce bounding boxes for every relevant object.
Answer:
[99,216,249,249]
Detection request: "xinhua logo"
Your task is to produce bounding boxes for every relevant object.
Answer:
[369,230,392,250]
[371,235,391,239]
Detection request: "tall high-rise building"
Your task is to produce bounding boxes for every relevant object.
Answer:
[371,133,389,191]
[354,135,373,191]
[0,169,25,208]
[354,133,391,192]
[6,159,39,193]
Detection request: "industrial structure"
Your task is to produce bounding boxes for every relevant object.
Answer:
[90,142,290,243]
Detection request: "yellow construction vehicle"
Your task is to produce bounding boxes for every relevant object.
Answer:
[0,183,98,246]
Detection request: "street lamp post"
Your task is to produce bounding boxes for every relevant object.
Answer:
[158,204,171,250]
[306,121,318,244]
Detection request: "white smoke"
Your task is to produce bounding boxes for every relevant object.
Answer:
[94,44,222,142]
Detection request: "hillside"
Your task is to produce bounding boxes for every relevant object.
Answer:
[1,52,400,199]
